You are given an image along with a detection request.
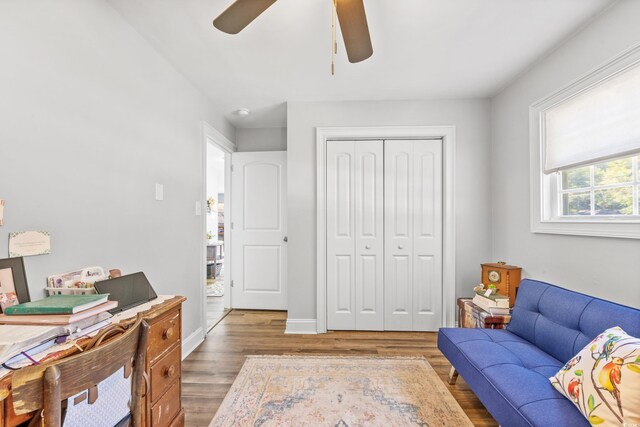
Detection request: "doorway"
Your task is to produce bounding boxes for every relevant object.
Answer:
[205,143,229,330]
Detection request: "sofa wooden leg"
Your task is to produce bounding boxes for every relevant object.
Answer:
[448,366,459,385]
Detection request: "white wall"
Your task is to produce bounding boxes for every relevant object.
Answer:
[236,128,287,152]
[491,0,640,307]
[287,99,492,320]
[0,0,235,342]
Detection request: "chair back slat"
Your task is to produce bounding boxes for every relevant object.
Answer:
[11,316,147,416]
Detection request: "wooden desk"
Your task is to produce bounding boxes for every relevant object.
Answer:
[0,296,186,427]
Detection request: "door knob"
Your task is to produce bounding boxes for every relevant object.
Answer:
[365,245,371,250]
[398,245,404,250]
[283,236,288,242]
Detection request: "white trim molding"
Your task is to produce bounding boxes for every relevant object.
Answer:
[530,43,640,239]
[202,121,236,153]
[316,126,457,334]
[182,326,205,360]
[285,319,318,334]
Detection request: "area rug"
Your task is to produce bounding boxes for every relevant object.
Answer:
[209,355,473,427]
[206,280,224,297]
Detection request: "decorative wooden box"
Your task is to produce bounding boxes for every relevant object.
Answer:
[480,262,522,307]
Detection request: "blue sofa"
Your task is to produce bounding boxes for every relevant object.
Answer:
[438,279,640,427]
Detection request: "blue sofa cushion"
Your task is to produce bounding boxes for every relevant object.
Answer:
[507,279,640,363]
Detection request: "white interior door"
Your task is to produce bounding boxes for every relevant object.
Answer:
[231,151,287,309]
[326,141,384,330]
[384,140,442,331]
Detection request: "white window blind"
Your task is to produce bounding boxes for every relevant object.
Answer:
[543,63,640,173]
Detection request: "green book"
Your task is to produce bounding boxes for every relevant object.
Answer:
[4,294,109,315]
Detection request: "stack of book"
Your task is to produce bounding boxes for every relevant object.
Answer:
[472,291,510,315]
[0,294,116,365]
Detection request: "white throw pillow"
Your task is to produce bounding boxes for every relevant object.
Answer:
[550,326,640,426]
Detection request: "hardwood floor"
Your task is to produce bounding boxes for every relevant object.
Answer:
[205,296,229,331]
[182,310,498,427]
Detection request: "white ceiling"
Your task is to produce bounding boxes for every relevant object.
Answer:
[108,0,613,128]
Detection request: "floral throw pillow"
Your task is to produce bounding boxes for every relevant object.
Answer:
[550,326,640,426]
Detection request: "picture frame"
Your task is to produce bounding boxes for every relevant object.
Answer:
[0,257,30,313]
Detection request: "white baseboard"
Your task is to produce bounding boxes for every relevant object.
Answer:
[285,318,318,334]
[182,326,205,360]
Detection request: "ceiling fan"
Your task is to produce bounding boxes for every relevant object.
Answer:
[212,0,373,65]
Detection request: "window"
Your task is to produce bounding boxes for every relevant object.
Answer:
[530,45,640,238]
[559,156,639,217]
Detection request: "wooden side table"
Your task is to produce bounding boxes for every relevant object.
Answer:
[449,298,512,385]
[456,298,511,329]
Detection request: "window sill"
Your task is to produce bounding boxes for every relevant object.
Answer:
[532,220,640,239]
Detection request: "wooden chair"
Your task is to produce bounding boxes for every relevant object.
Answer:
[10,315,149,427]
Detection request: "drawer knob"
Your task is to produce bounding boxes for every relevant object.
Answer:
[162,327,174,340]
[163,365,176,379]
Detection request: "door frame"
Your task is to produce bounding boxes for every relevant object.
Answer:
[316,126,456,333]
[200,121,236,335]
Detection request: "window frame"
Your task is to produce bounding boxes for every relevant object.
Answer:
[555,156,640,218]
[530,43,640,239]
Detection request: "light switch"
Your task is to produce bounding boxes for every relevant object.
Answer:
[155,184,164,201]
[195,201,202,216]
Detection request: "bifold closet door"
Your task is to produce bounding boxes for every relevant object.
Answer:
[326,140,384,330]
[384,140,443,331]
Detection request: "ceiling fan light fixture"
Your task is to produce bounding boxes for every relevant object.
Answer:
[212,0,373,76]
[213,0,278,34]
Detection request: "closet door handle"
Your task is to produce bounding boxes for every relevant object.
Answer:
[398,245,404,250]
[365,245,371,250]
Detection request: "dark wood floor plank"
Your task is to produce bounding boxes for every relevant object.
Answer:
[182,310,497,427]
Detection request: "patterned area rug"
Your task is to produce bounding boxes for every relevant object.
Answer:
[210,355,473,427]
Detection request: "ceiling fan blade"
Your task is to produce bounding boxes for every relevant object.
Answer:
[335,0,373,63]
[213,0,278,34]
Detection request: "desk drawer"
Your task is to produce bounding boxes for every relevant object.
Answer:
[150,344,181,402]
[148,310,180,362]
[151,381,180,427]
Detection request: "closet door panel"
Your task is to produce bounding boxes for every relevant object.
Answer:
[326,141,356,330]
[385,139,443,332]
[354,141,384,330]
[384,141,414,331]
[413,141,443,331]
[414,255,435,314]
[335,255,353,312]
[389,254,411,309]
[392,152,411,237]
